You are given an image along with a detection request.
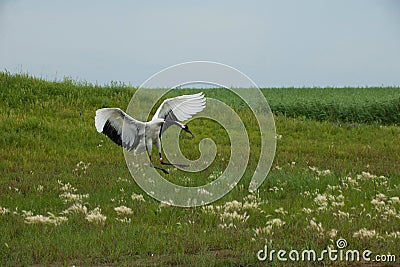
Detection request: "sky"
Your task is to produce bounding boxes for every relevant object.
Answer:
[0,0,400,87]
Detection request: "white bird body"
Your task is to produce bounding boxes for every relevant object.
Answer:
[95,92,206,173]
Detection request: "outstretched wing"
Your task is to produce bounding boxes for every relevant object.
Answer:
[95,108,145,151]
[153,92,205,131]
[153,92,206,134]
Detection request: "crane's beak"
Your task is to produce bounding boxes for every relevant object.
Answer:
[181,128,195,139]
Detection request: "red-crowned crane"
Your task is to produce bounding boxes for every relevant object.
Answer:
[95,92,205,174]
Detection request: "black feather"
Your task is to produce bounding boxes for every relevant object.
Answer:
[102,120,122,147]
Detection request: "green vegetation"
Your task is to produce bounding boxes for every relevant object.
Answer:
[177,86,400,125]
[263,87,400,125]
[0,72,399,266]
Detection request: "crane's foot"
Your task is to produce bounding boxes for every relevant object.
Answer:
[156,166,169,174]
[149,162,169,174]
[160,158,188,168]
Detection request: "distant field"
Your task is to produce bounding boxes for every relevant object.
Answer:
[176,86,400,125]
[1,72,399,266]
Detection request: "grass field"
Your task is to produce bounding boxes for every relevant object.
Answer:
[1,72,400,266]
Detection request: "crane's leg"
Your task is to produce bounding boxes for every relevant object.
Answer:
[147,139,169,174]
[157,137,189,168]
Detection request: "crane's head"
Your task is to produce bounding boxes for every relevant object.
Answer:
[181,124,194,139]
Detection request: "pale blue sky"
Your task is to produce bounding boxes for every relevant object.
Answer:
[0,1,399,87]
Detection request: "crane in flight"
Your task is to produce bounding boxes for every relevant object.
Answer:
[95,92,206,174]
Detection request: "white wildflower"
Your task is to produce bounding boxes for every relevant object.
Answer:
[224,200,243,211]
[85,207,106,224]
[357,171,376,180]
[253,226,273,237]
[62,203,87,214]
[73,161,91,176]
[302,208,313,214]
[243,201,259,210]
[159,201,172,208]
[383,208,397,217]
[327,184,342,191]
[218,222,235,229]
[36,185,44,192]
[309,218,324,233]
[197,188,212,196]
[24,212,68,226]
[131,193,145,202]
[274,207,288,216]
[309,166,332,176]
[353,228,376,239]
[220,211,249,223]
[243,193,265,210]
[21,210,33,217]
[116,177,129,183]
[114,205,133,216]
[331,194,345,207]
[58,181,77,193]
[116,217,131,223]
[389,197,400,204]
[269,186,283,193]
[333,210,350,219]
[386,231,400,239]
[375,193,387,202]
[0,207,10,215]
[371,199,385,207]
[201,205,215,214]
[327,229,338,239]
[59,192,89,203]
[314,194,328,209]
[343,176,359,188]
[266,218,285,228]
[320,169,331,176]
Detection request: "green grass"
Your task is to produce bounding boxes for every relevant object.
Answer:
[263,87,400,125]
[177,86,400,125]
[1,72,400,266]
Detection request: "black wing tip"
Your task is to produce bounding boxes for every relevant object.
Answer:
[102,120,123,147]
